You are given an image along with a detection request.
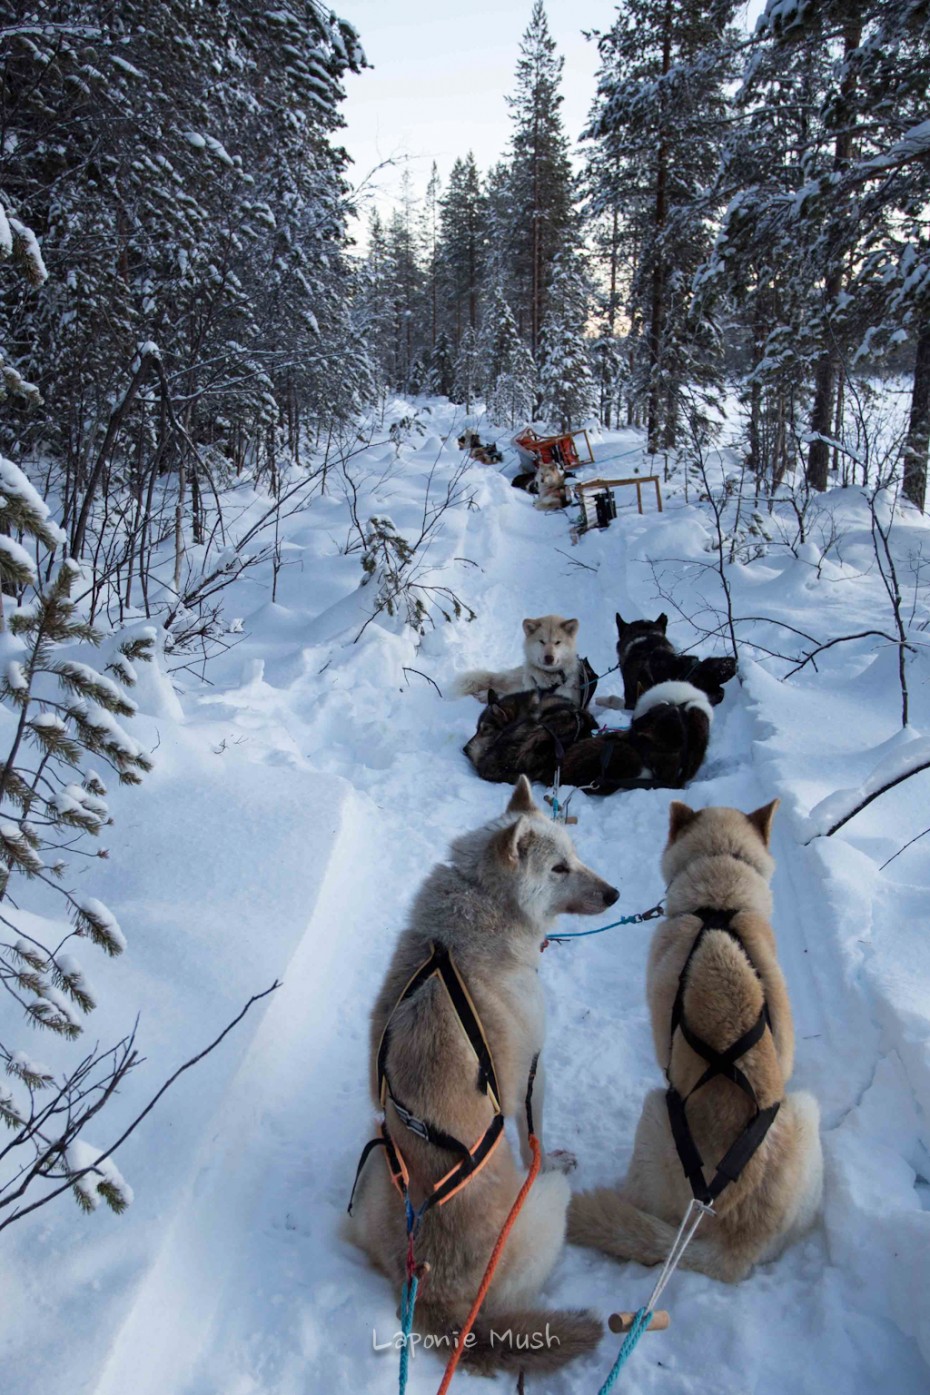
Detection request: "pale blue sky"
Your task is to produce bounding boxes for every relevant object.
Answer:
[340,0,769,227]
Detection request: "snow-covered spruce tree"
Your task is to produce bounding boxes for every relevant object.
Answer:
[0,201,46,406]
[426,331,456,398]
[583,0,739,452]
[0,0,367,637]
[452,328,482,413]
[482,286,537,428]
[537,250,597,430]
[748,0,870,492]
[697,15,834,489]
[502,1,574,356]
[438,154,486,350]
[0,452,156,1219]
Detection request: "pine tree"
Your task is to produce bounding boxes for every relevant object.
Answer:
[452,327,482,412]
[438,154,486,348]
[426,330,456,397]
[503,2,574,356]
[537,251,596,429]
[584,0,739,451]
[483,285,537,427]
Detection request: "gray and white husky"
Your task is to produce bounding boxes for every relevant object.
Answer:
[345,778,617,1376]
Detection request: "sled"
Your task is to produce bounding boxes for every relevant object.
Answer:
[573,474,664,536]
[513,427,595,471]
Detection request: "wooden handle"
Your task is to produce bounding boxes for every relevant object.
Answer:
[608,1310,670,1335]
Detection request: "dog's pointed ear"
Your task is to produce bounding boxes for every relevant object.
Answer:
[746,799,779,847]
[615,612,625,634]
[656,613,669,633]
[561,618,579,638]
[668,800,697,843]
[487,688,499,706]
[523,617,541,636]
[506,774,538,815]
[491,814,533,867]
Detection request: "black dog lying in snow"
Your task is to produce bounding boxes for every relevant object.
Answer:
[463,682,712,793]
[563,682,712,795]
[598,611,737,711]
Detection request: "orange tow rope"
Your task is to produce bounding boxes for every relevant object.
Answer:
[435,1134,542,1395]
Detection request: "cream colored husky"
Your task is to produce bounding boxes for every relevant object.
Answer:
[453,614,584,705]
[569,799,823,1283]
[345,777,616,1374]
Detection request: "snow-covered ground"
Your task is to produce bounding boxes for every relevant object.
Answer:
[3,399,929,1394]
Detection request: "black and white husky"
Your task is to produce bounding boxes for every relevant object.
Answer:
[599,612,737,711]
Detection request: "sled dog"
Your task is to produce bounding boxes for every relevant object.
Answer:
[598,612,737,711]
[533,460,570,511]
[561,681,712,794]
[463,687,598,785]
[345,778,616,1373]
[568,799,823,1282]
[453,615,594,707]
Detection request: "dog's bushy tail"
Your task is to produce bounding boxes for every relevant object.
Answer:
[415,1299,603,1375]
[689,655,737,697]
[451,669,497,700]
[568,1188,745,1284]
[569,1188,682,1267]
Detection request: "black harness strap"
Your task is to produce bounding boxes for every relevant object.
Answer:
[666,908,782,1205]
[525,1051,540,1138]
[579,656,599,710]
[349,943,532,1217]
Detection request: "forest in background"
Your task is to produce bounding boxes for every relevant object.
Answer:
[360,0,930,508]
[0,0,928,1225]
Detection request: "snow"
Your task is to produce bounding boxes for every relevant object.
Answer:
[65,1139,134,1211]
[1,400,929,1394]
[0,534,37,583]
[0,453,65,542]
[72,897,126,953]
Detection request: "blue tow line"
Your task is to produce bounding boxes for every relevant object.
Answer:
[398,1198,426,1395]
[398,1272,419,1395]
[597,1308,654,1394]
[547,904,664,943]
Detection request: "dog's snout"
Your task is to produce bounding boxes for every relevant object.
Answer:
[603,885,620,907]
[543,654,554,665]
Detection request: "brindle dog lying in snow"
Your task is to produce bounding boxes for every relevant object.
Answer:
[463,688,597,785]
[464,682,712,793]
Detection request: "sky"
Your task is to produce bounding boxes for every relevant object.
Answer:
[338,0,770,238]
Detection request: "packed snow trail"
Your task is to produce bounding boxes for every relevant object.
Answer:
[3,401,929,1394]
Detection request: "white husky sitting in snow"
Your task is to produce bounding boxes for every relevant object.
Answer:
[452,615,588,706]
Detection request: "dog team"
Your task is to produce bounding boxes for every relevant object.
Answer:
[457,612,736,794]
[346,610,823,1380]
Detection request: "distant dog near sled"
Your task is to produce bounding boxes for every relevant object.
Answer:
[562,681,713,794]
[453,615,597,708]
[345,778,616,1374]
[569,799,823,1283]
[599,612,737,711]
[533,460,570,510]
[463,687,597,785]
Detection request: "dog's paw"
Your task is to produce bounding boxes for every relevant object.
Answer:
[544,1148,578,1175]
[595,695,624,711]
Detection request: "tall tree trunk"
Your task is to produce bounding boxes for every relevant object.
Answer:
[806,12,861,491]
[903,324,930,513]
[647,0,673,454]
[531,107,542,357]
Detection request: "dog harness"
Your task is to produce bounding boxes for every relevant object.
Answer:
[530,655,598,709]
[665,908,782,1205]
[348,942,538,1217]
[585,700,693,795]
